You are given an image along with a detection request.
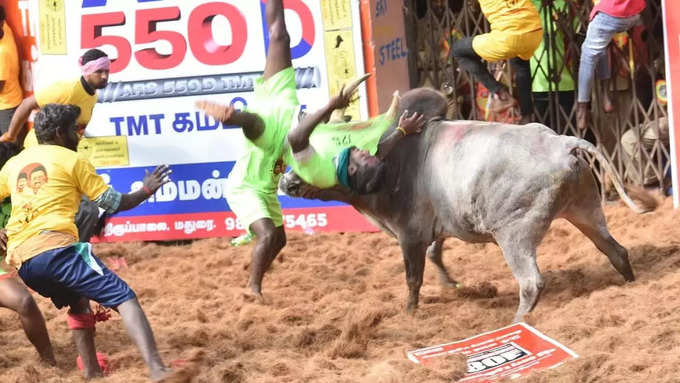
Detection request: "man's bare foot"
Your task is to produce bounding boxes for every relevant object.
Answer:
[40,355,57,367]
[602,91,614,113]
[602,80,614,113]
[576,102,590,131]
[195,100,235,123]
[83,370,104,380]
[489,87,517,112]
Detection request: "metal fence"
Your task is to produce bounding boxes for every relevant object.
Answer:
[404,0,669,193]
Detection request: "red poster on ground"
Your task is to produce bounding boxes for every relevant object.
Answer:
[407,323,578,383]
[663,0,680,207]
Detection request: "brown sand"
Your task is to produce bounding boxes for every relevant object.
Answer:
[2,197,680,382]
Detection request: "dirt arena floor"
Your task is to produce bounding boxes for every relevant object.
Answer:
[2,197,680,382]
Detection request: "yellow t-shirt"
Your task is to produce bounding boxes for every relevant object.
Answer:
[24,79,98,147]
[0,145,109,266]
[478,0,542,33]
[0,24,23,110]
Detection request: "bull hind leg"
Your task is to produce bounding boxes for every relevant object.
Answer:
[495,228,546,323]
[563,198,635,282]
[426,239,460,288]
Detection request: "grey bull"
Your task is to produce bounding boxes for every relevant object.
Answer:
[279,88,649,322]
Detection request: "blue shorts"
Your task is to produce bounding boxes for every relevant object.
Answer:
[18,243,136,309]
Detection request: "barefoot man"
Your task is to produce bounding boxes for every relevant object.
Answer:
[196,0,300,301]
[0,104,172,380]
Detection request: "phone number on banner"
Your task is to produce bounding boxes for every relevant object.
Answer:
[96,207,378,242]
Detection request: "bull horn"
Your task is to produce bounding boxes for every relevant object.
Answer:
[385,90,400,121]
[342,73,371,97]
[329,73,372,122]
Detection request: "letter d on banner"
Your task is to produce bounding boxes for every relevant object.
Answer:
[662,0,680,207]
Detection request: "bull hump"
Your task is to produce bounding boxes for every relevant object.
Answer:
[438,121,471,143]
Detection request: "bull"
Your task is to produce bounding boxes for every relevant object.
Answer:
[279,88,653,322]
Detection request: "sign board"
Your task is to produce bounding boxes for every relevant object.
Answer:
[407,323,578,383]
[19,0,379,241]
[662,0,680,208]
[360,0,411,115]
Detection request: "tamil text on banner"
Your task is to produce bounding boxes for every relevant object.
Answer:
[663,0,680,207]
[25,0,376,241]
[407,323,578,383]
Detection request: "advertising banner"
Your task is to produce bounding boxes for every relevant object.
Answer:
[23,0,378,241]
[662,0,680,208]
[407,323,578,383]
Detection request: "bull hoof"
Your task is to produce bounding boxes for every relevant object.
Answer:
[242,289,267,305]
[405,302,418,314]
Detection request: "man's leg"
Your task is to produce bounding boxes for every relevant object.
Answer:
[451,37,508,98]
[510,57,533,123]
[0,278,56,365]
[577,13,639,130]
[248,218,286,298]
[117,298,169,381]
[69,297,102,379]
[262,0,292,81]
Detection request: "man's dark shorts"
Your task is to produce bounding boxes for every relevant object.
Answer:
[0,107,17,134]
[18,243,136,309]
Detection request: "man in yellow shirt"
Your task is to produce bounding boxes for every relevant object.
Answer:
[1,48,108,147]
[0,104,172,380]
[0,6,23,136]
[1,48,110,242]
[450,0,543,124]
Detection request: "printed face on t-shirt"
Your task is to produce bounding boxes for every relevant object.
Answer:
[17,163,49,195]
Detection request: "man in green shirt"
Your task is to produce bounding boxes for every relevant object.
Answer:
[195,0,302,301]
[285,89,425,192]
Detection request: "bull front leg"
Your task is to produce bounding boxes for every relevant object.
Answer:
[400,240,429,312]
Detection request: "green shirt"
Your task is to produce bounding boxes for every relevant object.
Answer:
[530,0,575,92]
[283,111,396,188]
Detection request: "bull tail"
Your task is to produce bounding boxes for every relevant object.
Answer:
[569,138,657,214]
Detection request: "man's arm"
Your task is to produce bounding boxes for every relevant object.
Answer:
[195,101,265,141]
[376,111,425,160]
[116,165,171,212]
[288,86,355,153]
[1,96,38,143]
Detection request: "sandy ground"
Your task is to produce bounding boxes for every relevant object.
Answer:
[2,197,680,382]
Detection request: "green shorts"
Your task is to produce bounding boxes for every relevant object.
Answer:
[225,185,283,230]
[225,68,298,230]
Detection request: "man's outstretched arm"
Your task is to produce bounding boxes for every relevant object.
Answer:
[376,111,425,160]
[0,96,38,143]
[195,101,265,141]
[288,84,358,153]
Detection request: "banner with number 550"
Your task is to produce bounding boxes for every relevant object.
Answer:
[23,0,376,241]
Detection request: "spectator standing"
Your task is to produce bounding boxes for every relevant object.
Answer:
[0,6,22,136]
[576,0,646,131]
[450,0,543,124]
